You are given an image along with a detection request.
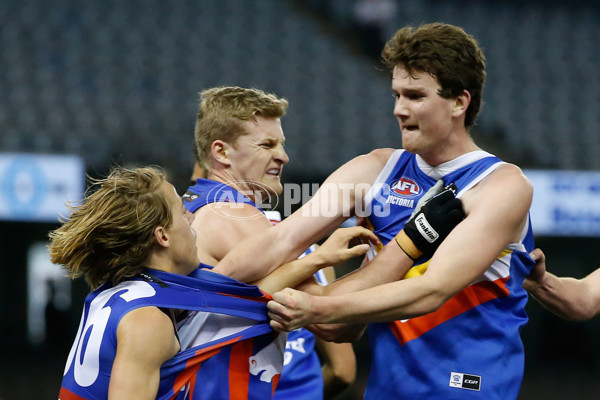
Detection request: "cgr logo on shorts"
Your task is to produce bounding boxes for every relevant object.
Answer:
[449,371,481,391]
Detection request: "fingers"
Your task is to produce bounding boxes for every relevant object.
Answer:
[269,319,289,332]
[334,226,380,246]
[350,226,380,245]
[267,308,290,330]
[422,180,444,202]
[529,248,545,263]
[430,188,455,205]
[410,180,444,219]
[346,243,371,257]
[271,287,295,305]
[325,242,370,266]
[432,179,445,191]
[268,295,294,332]
[268,290,306,332]
[444,198,465,221]
[267,299,284,314]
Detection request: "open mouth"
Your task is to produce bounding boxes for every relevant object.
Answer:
[402,125,419,132]
[266,168,281,177]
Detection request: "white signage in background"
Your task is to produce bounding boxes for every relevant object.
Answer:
[524,170,600,237]
[0,153,85,222]
[27,242,71,345]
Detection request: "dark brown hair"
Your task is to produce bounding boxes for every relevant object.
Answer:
[382,22,486,128]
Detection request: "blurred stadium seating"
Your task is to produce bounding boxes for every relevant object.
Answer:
[2,0,598,188]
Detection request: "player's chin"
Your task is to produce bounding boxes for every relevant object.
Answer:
[262,179,283,196]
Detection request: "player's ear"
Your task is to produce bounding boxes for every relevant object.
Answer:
[452,89,471,118]
[153,226,170,248]
[211,140,232,167]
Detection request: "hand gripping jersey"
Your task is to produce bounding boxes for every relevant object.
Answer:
[59,267,284,400]
[185,176,327,400]
[273,243,326,400]
[183,180,290,399]
[362,150,535,400]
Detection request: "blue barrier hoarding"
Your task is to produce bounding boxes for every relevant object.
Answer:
[525,169,600,237]
[0,153,85,222]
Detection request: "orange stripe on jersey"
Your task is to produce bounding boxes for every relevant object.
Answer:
[172,348,220,398]
[229,339,255,400]
[271,373,281,397]
[216,291,273,303]
[173,336,245,397]
[188,374,197,400]
[58,387,88,400]
[390,276,510,345]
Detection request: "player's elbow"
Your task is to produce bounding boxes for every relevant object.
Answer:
[313,324,365,343]
[418,293,448,316]
[327,363,356,389]
[563,282,600,321]
[414,278,451,316]
[319,328,351,343]
[566,300,597,321]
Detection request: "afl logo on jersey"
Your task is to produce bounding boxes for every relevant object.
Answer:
[391,178,422,198]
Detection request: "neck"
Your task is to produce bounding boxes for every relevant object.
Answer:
[418,133,479,167]
[206,170,257,202]
[146,254,193,276]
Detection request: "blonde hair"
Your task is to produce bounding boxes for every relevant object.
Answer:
[48,166,172,289]
[194,86,288,171]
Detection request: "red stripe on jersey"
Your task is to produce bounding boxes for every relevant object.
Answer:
[188,373,197,400]
[172,347,220,399]
[229,339,255,399]
[172,335,245,397]
[271,373,281,397]
[390,277,510,345]
[58,387,88,400]
[216,291,273,303]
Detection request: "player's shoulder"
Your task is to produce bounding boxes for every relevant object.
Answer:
[325,148,397,187]
[349,148,397,169]
[200,201,271,227]
[118,306,179,362]
[366,147,397,162]
[119,306,174,342]
[471,162,533,207]
[491,162,532,190]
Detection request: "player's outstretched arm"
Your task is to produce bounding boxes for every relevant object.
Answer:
[269,165,531,334]
[269,183,466,337]
[524,248,600,321]
[214,149,392,282]
[254,226,377,294]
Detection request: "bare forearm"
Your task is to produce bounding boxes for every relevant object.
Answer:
[215,216,342,282]
[253,253,326,294]
[314,275,446,325]
[528,273,597,321]
[315,338,356,398]
[214,230,297,282]
[323,241,413,296]
[321,353,356,397]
